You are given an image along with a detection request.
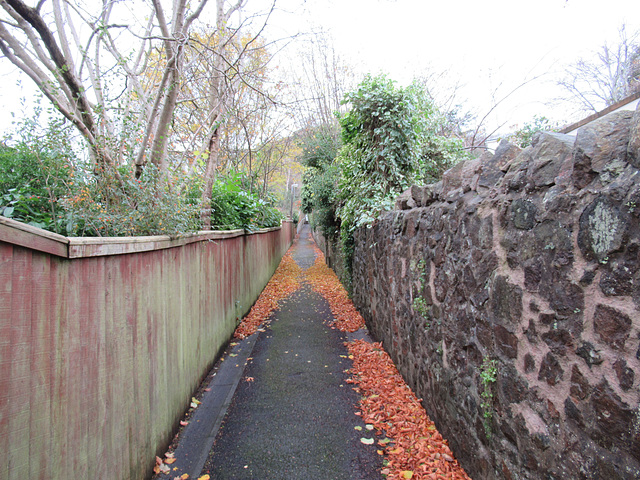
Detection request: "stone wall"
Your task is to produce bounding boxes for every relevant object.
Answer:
[348,107,640,479]
[311,228,350,288]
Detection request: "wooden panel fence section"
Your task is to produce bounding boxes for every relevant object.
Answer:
[0,218,295,480]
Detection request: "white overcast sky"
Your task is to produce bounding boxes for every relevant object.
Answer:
[265,0,640,132]
[1,0,639,135]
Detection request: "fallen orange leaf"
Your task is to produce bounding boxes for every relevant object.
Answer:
[346,338,472,479]
[234,250,302,339]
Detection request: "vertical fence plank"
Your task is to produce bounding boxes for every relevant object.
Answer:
[120,254,135,478]
[132,251,151,475]
[0,243,13,480]
[85,256,105,479]
[105,257,129,479]
[96,255,108,478]
[49,258,68,477]
[8,247,32,480]
[67,257,86,478]
[29,252,52,480]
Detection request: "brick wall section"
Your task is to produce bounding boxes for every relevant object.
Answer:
[0,223,294,480]
[342,107,640,479]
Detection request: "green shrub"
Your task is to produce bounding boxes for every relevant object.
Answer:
[298,124,341,236]
[509,116,559,148]
[336,74,465,233]
[60,164,202,237]
[209,172,283,231]
[0,117,75,233]
[1,108,285,237]
[334,74,465,284]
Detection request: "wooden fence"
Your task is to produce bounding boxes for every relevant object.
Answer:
[0,217,295,479]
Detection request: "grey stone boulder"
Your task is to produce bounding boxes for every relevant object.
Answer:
[577,196,628,263]
[573,110,634,188]
[527,132,575,188]
[627,102,640,169]
[395,186,418,210]
[441,157,482,195]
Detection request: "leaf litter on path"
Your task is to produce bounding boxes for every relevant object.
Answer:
[234,249,302,339]
[304,245,365,332]
[305,243,471,479]
[346,339,472,480]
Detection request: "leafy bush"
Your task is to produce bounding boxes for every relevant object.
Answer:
[0,117,75,232]
[508,116,559,148]
[336,74,465,232]
[298,124,342,236]
[0,109,284,237]
[60,164,202,236]
[334,74,466,285]
[209,172,283,231]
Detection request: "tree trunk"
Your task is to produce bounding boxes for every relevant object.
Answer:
[201,124,221,229]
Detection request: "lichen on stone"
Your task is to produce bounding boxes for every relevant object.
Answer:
[588,202,620,258]
[578,196,626,262]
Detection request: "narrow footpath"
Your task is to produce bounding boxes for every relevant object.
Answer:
[202,225,382,479]
[156,224,383,480]
[155,224,471,480]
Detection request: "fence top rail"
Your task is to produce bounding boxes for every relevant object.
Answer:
[0,216,286,259]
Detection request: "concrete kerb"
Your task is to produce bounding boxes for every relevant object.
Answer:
[157,331,260,479]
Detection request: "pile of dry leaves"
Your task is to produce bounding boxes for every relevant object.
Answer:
[305,246,471,480]
[304,245,365,332]
[234,250,302,339]
[347,339,471,480]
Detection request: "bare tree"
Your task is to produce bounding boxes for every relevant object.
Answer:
[164,0,288,227]
[283,32,356,131]
[557,25,640,113]
[0,0,213,171]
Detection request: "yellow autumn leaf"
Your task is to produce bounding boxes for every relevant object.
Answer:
[401,471,413,479]
[197,475,210,480]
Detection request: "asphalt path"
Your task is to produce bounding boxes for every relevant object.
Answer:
[202,224,382,479]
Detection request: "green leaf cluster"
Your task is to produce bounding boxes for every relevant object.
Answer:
[508,116,559,148]
[298,124,341,237]
[334,74,465,283]
[209,171,284,232]
[0,117,76,233]
[336,74,464,233]
[480,357,498,438]
[60,164,202,237]
[0,110,285,237]
[297,75,466,289]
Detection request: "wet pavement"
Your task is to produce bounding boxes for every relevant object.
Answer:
[161,225,382,480]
